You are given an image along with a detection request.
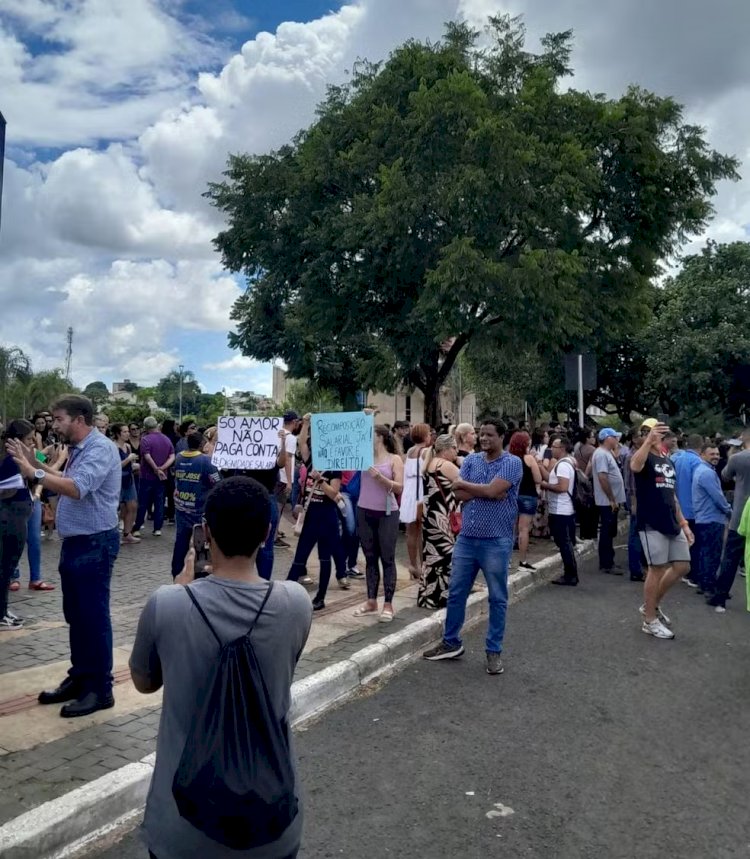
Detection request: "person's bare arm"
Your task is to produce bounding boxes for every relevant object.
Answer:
[276,429,288,468]
[6,440,81,498]
[525,455,542,485]
[298,416,311,466]
[630,426,665,473]
[674,497,694,546]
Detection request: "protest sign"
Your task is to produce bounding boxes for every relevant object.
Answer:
[212,415,282,470]
[311,412,373,471]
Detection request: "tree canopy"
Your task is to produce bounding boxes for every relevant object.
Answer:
[209,15,737,424]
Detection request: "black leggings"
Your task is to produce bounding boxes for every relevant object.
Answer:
[0,496,33,619]
[287,502,344,601]
[358,509,399,602]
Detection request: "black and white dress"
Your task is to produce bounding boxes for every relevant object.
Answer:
[418,466,459,609]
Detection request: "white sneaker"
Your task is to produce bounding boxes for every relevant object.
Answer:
[715,605,727,614]
[681,577,698,588]
[641,618,674,639]
[639,604,672,627]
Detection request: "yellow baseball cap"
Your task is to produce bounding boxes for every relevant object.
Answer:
[640,418,658,429]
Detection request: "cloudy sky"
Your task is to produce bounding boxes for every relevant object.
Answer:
[1,0,747,397]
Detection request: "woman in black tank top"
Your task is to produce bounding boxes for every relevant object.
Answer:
[509,432,542,571]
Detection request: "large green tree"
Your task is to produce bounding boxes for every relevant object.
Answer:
[82,381,110,409]
[208,16,737,424]
[646,240,750,425]
[155,370,202,417]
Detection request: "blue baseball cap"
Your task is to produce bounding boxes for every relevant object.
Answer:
[598,428,621,441]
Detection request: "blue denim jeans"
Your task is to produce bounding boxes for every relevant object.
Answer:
[13,498,43,584]
[443,535,513,654]
[694,521,724,593]
[134,479,166,533]
[171,512,197,578]
[59,528,119,697]
[628,513,645,577]
[256,496,279,581]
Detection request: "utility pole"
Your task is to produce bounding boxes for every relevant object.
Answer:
[178,364,184,422]
[64,327,73,381]
[577,353,585,428]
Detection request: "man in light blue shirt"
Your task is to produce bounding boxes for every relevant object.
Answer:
[692,444,731,595]
[8,394,121,718]
[674,434,704,584]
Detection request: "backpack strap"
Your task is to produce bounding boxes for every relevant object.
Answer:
[183,586,222,647]
[246,581,273,637]
[184,581,274,645]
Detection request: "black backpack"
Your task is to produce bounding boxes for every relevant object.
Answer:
[172,582,298,850]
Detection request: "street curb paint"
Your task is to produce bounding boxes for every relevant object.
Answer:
[0,529,616,859]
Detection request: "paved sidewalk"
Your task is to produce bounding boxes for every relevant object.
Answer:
[0,520,568,825]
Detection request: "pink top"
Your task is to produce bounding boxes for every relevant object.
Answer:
[359,460,396,512]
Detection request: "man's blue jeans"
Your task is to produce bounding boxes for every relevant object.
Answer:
[135,479,165,533]
[256,497,279,581]
[628,513,645,577]
[59,529,119,697]
[171,512,197,578]
[443,535,513,654]
[694,521,724,593]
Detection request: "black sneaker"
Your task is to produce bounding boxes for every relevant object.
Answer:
[551,575,578,586]
[486,652,504,675]
[423,642,465,661]
[347,568,364,579]
[519,561,537,572]
[0,613,24,631]
[275,536,291,548]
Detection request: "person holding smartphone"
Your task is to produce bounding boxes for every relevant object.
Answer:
[630,418,694,640]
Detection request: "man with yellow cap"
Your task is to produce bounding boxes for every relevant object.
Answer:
[629,419,694,639]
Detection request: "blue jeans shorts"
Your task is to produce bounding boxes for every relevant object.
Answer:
[517,494,538,516]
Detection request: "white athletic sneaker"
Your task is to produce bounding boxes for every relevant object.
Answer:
[639,604,672,627]
[715,605,727,614]
[641,618,675,639]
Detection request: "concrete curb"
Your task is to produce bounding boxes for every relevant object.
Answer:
[0,531,615,859]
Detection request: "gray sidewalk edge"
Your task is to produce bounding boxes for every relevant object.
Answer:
[0,531,615,859]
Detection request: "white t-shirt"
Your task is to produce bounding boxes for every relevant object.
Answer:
[278,433,298,484]
[547,458,576,516]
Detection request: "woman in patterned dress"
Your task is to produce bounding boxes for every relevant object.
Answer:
[418,434,461,609]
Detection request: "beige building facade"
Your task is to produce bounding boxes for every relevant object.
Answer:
[272,365,476,426]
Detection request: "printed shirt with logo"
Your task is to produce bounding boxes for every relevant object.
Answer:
[174,451,220,521]
[634,452,680,536]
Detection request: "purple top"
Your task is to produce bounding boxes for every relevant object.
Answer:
[140,431,175,481]
[359,461,396,512]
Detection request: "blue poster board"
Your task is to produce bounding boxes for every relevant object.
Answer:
[311,412,374,471]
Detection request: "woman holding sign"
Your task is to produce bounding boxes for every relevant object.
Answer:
[353,426,404,622]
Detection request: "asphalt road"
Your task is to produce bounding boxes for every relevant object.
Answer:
[83,549,750,859]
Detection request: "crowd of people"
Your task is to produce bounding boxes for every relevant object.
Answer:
[1,393,749,857]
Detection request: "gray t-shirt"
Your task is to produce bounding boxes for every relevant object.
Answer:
[723,449,750,530]
[130,577,313,859]
[592,447,626,506]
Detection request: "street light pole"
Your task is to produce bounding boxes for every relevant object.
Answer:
[178,364,184,423]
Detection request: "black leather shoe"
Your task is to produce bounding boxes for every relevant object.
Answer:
[38,677,81,705]
[551,575,578,586]
[312,598,325,611]
[60,692,115,718]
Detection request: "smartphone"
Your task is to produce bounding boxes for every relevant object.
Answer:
[191,523,212,578]
[656,413,670,426]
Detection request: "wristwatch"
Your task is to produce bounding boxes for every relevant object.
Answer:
[33,469,46,483]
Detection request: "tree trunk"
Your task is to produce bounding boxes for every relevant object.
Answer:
[423,382,441,427]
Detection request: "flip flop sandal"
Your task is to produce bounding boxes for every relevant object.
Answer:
[9,581,20,591]
[378,610,394,623]
[353,605,379,617]
[29,581,56,591]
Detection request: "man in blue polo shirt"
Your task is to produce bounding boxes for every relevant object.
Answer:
[674,434,704,585]
[7,394,121,717]
[424,419,522,675]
